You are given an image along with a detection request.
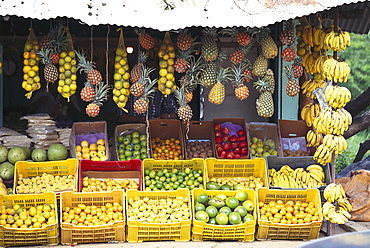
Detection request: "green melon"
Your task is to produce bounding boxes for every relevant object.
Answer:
[47,144,68,161]
[0,145,8,163]
[0,162,15,180]
[8,147,28,164]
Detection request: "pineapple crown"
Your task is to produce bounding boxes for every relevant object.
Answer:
[75,49,96,74]
[231,63,248,87]
[48,23,68,53]
[216,66,232,84]
[134,28,146,36]
[177,48,193,60]
[241,58,252,69]
[173,87,187,107]
[254,77,272,93]
[215,50,227,64]
[137,51,148,64]
[91,82,110,106]
[36,47,52,65]
[140,77,158,101]
[293,57,303,65]
[202,28,218,38]
[283,64,295,81]
[138,65,155,85]
[252,27,272,43]
[218,27,239,37]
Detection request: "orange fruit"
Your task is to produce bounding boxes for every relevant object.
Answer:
[80,140,89,147]
[97,139,105,146]
[89,143,98,151]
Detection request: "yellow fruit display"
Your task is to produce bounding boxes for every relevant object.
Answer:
[158,32,176,96]
[16,173,75,194]
[75,139,107,161]
[0,203,56,228]
[23,29,41,99]
[127,195,190,223]
[61,202,124,226]
[81,177,139,192]
[207,176,264,190]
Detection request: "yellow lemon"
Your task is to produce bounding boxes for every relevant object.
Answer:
[81,147,90,154]
[68,51,76,58]
[163,54,170,60]
[119,59,127,66]
[80,140,89,147]
[167,58,174,66]
[114,81,123,90]
[159,69,167,77]
[159,60,167,68]
[117,67,126,75]
[123,72,130,80]
[114,73,122,81]
[118,95,127,102]
[70,83,77,91]
[70,74,77,81]
[123,81,130,89]
[23,66,31,74]
[166,73,174,81]
[97,139,105,146]
[64,63,71,70]
[58,79,65,86]
[169,52,176,58]
[114,63,121,70]
[62,85,70,93]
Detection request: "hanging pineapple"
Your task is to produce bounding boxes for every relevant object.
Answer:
[252,54,268,77]
[208,66,231,105]
[219,27,252,47]
[241,58,253,83]
[135,28,155,50]
[130,65,155,97]
[256,28,278,59]
[254,77,275,118]
[80,81,95,102]
[133,77,158,114]
[158,32,176,96]
[284,65,300,97]
[113,28,130,111]
[176,29,194,51]
[279,21,296,46]
[174,88,193,122]
[174,49,192,74]
[23,28,41,99]
[201,28,219,62]
[36,48,58,89]
[57,28,77,101]
[231,63,250,101]
[130,51,148,84]
[85,82,110,118]
[75,50,102,85]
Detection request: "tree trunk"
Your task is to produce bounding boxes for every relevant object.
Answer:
[344,109,370,139]
[345,86,370,117]
[353,139,370,163]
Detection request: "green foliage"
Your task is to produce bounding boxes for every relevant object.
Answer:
[336,128,370,174]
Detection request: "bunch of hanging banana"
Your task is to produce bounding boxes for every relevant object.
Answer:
[324,84,351,109]
[301,79,326,99]
[324,30,351,52]
[301,103,321,127]
[313,143,333,165]
[312,107,352,136]
[321,134,348,155]
[306,129,323,147]
[313,54,330,75]
[301,52,319,74]
[269,164,326,189]
[322,183,352,224]
[322,57,351,83]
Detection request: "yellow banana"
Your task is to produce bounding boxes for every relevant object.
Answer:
[307,164,324,171]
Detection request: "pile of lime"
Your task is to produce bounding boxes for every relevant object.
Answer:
[194,191,254,225]
[144,168,204,191]
[117,131,148,161]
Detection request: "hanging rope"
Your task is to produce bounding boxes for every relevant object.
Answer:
[106,25,110,84]
[90,26,94,61]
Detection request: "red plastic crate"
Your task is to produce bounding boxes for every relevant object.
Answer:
[78,159,143,191]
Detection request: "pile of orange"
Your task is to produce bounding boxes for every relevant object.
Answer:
[61,202,124,226]
[151,137,183,160]
[258,199,320,224]
[75,139,107,161]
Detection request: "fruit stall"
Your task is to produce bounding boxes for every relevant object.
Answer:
[0,0,368,247]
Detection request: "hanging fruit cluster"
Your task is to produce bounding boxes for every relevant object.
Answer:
[23,28,41,99]
[296,16,352,165]
[113,28,131,111]
[57,28,77,101]
[158,32,176,96]
[75,50,108,118]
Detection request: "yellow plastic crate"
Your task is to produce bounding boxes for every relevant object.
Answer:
[192,188,256,242]
[205,157,268,189]
[142,158,207,192]
[0,192,59,247]
[59,190,125,245]
[13,158,79,197]
[126,188,191,242]
[256,188,323,241]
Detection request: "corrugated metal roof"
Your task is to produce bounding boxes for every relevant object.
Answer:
[0,0,368,31]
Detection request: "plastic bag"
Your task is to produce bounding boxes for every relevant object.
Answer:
[23,28,41,99]
[113,28,130,112]
[158,32,176,96]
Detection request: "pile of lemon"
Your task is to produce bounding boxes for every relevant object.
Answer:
[158,32,176,96]
[76,139,107,161]
[0,203,56,229]
[113,47,131,110]
[22,40,41,99]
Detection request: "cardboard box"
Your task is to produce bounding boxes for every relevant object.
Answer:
[212,118,250,159]
[114,123,148,161]
[182,121,215,159]
[78,159,143,191]
[69,121,110,161]
[148,119,185,160]
[278,119,313,156]
[248,122,282,158]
